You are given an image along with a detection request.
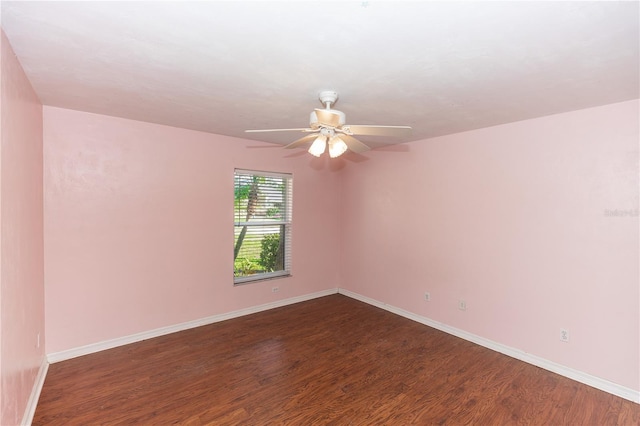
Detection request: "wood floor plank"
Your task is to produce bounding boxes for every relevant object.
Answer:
[33,294,639,425]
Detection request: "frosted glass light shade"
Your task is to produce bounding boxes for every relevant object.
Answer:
[308,135,327,157]
[328,136,349,158]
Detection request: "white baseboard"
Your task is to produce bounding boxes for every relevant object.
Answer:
[21,358,49,426]
[338,288,640,404]
[47,288,338,364]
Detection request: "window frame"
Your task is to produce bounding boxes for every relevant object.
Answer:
[233,169,292,285]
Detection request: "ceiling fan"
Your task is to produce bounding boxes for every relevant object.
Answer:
[245,91,412,158]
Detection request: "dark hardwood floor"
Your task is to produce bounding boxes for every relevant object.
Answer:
[34,294,639,425]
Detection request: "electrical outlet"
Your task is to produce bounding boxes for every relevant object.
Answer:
[37,333,40,348]
[560,328,569,343]
[424,292,431,302]
[458,300,467,311]
[272,286,279,293]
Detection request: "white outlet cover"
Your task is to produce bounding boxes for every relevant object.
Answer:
[424,292,431,301]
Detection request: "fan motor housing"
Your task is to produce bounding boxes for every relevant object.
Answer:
[310,109,346,128]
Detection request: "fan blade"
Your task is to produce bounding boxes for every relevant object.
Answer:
[344,125,412,137]
[339,134,371,154]
[245,128,311,133]
[284,133,319,149]
[314,109,342,127]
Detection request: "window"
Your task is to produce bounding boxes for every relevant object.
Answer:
[234,169,292,284]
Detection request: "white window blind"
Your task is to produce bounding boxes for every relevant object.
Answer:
[233,169,292,284]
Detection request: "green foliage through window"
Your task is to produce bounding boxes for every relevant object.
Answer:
[258,232,283,272]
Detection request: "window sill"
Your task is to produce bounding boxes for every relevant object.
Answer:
[234,272,291,286]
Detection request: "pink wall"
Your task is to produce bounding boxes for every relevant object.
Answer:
[43,107,342,353]
[340,100,639,391]
[0,31,45,425]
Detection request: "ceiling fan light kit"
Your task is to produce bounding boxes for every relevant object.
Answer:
[246,91,412,158]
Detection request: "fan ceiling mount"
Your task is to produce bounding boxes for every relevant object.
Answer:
[246,91,412,158]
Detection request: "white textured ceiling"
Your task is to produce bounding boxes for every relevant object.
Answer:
[2,1,638,147]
